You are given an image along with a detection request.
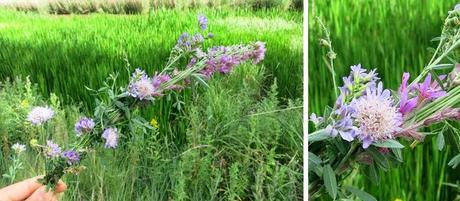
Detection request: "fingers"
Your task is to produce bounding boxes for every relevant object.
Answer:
[54,181,67,194]
[24,186,59,201]
[0,176,43,201]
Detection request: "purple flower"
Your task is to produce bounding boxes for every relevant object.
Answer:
[61,150,80,165]
[46,140,61,157]
[102,128,118,148]
[152,74,171,88]
[398,73,418,115]
[415,73,446,101]
[75,117,95,136]
[455,4,460,10]
[350,82,403,149]
[252,41,266,64]
[338,64,379,102]
[309,113,324,126]
[325,104,358,142]
[128,77,156,100]
[198,15,208,30]
[27,106,54,125]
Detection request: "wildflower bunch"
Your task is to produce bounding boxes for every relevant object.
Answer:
[309,5,460,200]
[21,15,265,190]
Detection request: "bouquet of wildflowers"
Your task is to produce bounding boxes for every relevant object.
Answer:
[309,5,460,200]
[13,15,265,190]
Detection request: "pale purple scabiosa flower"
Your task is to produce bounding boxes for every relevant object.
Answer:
[75,117,95,136]
[198,15,208,30]
[27,106,54,125]
[351,82,403,148]
[102,128,118,148]
[414,73,446,101]
[46,140,61,157]
[128,77,156,100]
[398,73,418,115]
[61,150,80,165]
[11,143,26,154]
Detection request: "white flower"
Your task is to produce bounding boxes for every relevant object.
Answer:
[27,106,54,125]
[11,143,26,154]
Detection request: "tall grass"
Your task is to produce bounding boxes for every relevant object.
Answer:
[0,0,303,14]
[309,0,460,200]
[0,9,302,109]
[0,64,303,200]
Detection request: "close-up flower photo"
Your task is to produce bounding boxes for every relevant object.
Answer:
[309,0,460,200]
[0,0,303,200]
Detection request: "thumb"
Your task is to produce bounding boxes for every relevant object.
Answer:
[0,176,43,201]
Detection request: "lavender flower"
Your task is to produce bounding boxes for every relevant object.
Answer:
[326,104,358,141]
[128,77,156,100]
[11,143,26,154]
[398,73,418,115]
[198,15,208,30]
[415,73,446,101]
[152,74,171,88]
[46,140,61,157]
[27,106,54,125]
[309,113,324,126]
[75,117,95,136]
[350,82,403,148]
[102,128,118,148]
[338,65,379,103]
[252,41,266,64]
[61,150,80,165]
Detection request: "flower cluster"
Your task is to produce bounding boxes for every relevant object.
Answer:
[19,14,265,190]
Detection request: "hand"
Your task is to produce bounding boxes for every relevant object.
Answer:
[0,176,67,201]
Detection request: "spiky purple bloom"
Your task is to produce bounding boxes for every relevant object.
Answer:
[102,128,118,148]
[152,74,171,88]
[27,106,54,125]
[61,150,80,165]
[252,41,266,64]
[350,82,403,148]
[398,73,418,115]
[198,15,208,30]
[415,73,446,101]
[75,117,95,136]
[46,140,61,157]
[337,65,379,105]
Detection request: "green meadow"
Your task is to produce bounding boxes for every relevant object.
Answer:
[0,8,303,200]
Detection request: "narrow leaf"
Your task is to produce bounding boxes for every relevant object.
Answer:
[308,129,331,142]
[448,154,460,168]
[373,140,404,149]
[345,186,377,201]
[437,132,445,151]
[323,164,338,200]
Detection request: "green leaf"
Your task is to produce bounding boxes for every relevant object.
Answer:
[309,129,331,142]
[308,152,322,167]
[448,154,460,168]
[345,186,377,201]
[432,63,454,70]
[437,132,445,151]
[391,148,403,162]
[368,163,380,183]
[373,140,404,149]
[368,148,389,171]
[323,164,338,200]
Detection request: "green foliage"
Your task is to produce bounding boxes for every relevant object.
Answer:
[309,0,460,200]
[0,63,302,200]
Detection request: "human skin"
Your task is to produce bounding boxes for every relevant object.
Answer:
[0,176,66,201]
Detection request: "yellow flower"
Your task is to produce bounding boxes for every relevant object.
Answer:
[150,118,159,129]
[394,199,403,201]
[30,139,38,147]
[20,99,29,108]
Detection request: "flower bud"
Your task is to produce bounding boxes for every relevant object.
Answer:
[327,51,336,60]
[30,139,38,147]
[319,39,330,47]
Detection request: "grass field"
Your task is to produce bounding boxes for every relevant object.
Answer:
[309,0,460,200]
[0,8,303,200]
